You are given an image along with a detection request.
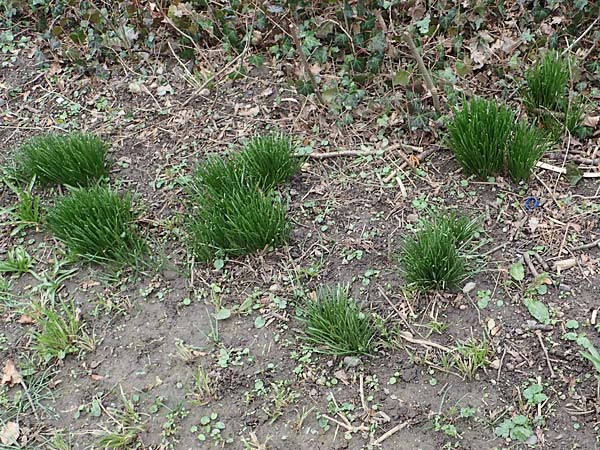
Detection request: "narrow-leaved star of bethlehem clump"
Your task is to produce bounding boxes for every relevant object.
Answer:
[188,134,300,261]
[237,134,303,190]
[299,284,377,356]
[446,97,550,182]
[13,132,109,187]
[523,50,584,136]
[400,212,479,292]
[46,185,145,266]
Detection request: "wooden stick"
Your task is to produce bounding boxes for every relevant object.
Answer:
[571,239,600,251]
[304,149,384,159]
[396,331,453,353]
[535,330,555,378]
[536,161,600,178]
[302,143,423,160]
[371,421,411,445]
[383,146,437,183]
[289,21,325,106]
[562,16,600,55]
[523,253,539,278]
[402,30,441,113]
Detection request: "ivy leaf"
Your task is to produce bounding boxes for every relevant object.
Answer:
[392,69,410,87]
[416,15,431,35]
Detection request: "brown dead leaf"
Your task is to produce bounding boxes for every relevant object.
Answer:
[90,374,105,381]
[17,315,34,325]
[239,105,260,117]
[468,38,491,69]
[1,360,23,387]
[583,115,599,128]
[0,422,19,445]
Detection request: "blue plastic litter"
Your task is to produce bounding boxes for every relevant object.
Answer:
[524,196,540,211]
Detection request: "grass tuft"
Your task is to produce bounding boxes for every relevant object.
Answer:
[188,137,297,262]
[523,50,583,134]
[400,212,478,292]
[506,122,549,182]
[46,186,145,265]
[0,246,32,274]
[447,97,549,182]
[446,98,513,178]
[189,178,289,261]
[14,132,109,187]
[299,285,376,356]
[237,134,302,190]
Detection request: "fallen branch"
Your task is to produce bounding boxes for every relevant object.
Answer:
[536,161,600,178]
[396,331,453,353]
[402,30,441,114]
[289,21,325,106]
[370,421,411,445]
[571,239,600,251]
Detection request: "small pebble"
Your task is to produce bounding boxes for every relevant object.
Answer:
[343,356,362,368]
[558,283,572,292]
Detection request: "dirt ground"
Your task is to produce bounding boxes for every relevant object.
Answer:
[1,3,600,450]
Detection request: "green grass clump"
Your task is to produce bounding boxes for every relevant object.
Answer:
[446,98,514,178]
[14,133,109,187]
[523,51,583,134]
[46,186,145,265]
[447,98,549,182]
[400,212,478,292]
[188,135,299,261]
[237,134,302,190]
[189,176,289,261]
[507,123,549,182]
[299,285,376,356]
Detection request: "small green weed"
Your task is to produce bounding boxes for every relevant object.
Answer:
[1,176,41,232]
[237,134,302,190]
[299,285,376,356]
[95,388,143,449]
[453,337,491,380]
[523,50,583,135]
[400,212,478,292]
[14,132,109,187]
[0,246,32,274]
[32,301,87,362]
[46,186,145,265]
[495,414,533,442]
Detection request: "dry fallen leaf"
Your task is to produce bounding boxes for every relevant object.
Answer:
[582,115,599,128]
[1,360,23,387]
[238,105,260,117]
[17,315,34,325]
[0,421,19,445]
